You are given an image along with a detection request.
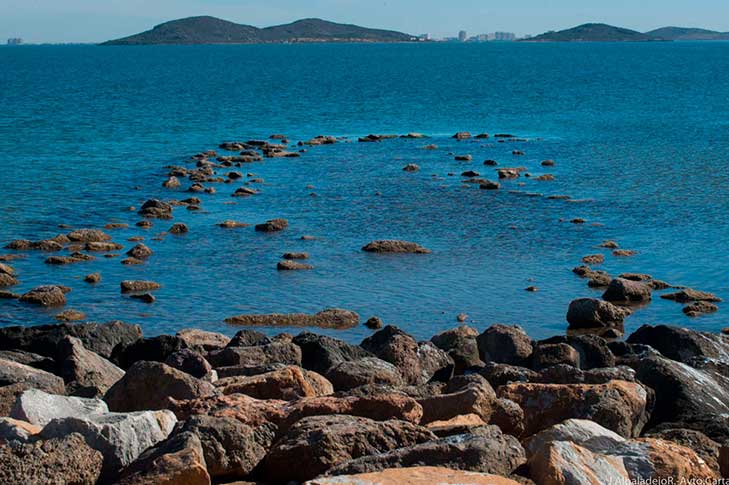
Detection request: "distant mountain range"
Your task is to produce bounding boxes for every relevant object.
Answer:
[102,16,416,45]
[527,23,729,42]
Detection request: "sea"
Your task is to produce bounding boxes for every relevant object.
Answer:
[1,41,728,342]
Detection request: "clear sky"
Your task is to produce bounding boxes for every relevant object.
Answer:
[2,0,729,44]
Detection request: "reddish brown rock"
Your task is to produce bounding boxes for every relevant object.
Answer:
[215,365,333,400]
[361,240,431,254]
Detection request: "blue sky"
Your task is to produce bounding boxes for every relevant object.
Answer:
[2,0,729,43]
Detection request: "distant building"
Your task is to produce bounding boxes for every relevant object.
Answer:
[7,38,23,45]
[493,32,516,41]
[458,30,467,42]
[419,33,431,41]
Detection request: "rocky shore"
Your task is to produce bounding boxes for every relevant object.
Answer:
[1,320,729,484]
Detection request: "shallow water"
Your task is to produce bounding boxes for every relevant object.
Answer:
[1,42,728,342]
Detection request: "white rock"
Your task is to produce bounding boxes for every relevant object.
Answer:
[11,389,108,426]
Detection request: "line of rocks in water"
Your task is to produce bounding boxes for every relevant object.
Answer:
[2,320,729,483]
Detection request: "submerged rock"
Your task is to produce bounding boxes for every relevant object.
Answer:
[661,288,722,303]
[602,278,652,304]
[362,240,431,254]
[277,260,314,271]
[120,280,160,293]
[255,218,288,232]
[225,308,359,330]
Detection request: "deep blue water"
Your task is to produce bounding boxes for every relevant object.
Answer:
[1,42,728,342]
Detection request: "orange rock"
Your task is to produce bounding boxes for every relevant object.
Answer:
[214,366,333,400]
[305,466,522,484]
[425,413,487,429]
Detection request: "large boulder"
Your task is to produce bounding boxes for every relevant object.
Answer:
[645,427,721,474]
[115,431,210,485]
[566,298,632,336]
[40,409,177,475]
[214,365,333,400]
[526,419,717,484]
[627,324,729,364]
[431,326,484,373]
[531,343,580,371]
[602,278,652,303]
[0,350,56,373]
[293,332,372,375]
[261,415,435,482]
[57,336,124,397]
[206,342,301,368]
[169,393,287,428]
[11,389,107,426]
[539,334,615,370]
[225,308,359,330]
[417,375,496,424]
[0,433,102,484]
[628,354,729,441]
[177,329,230,352]
[498,380,650,438]
[0,321,142,359]
[104,361,217,412]
[0,359,65,415]
[111,335,188,369]
[227,329,271,348]
[177,415,274,480]
[476,324,533,366]
[164,349,213,379]
[308,467,523,485]
[326,425,525,478]
[325,357,404,391]
[361,326,454,385]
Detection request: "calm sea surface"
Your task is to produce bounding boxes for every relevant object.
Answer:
[1,42,728,342]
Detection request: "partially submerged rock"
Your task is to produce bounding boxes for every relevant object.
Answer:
[225,308,359,330]
[362,240,431,254]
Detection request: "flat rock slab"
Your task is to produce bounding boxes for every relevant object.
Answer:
[225,308,359,330]
[11,389,109,427]
[307,467,522,484]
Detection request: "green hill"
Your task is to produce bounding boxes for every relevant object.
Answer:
[646,26,729,41]
[103,16,415,45]
[528,23,657,42]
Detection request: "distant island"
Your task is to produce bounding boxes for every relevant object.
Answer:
[526,23,729,42]
[102,16,416,45]
[645,26,729,41]
[527,23,657,42]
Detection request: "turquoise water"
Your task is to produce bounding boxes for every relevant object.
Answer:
[1,42,728,341]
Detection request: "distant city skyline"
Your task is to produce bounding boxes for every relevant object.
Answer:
[2,0,729,44]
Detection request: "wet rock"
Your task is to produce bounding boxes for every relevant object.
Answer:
[0,321,141,359]
[0,272,18,288]
[0,290,19,299]
[479,180,500,190]
[325,357,404,391]
[115,431,210,485]
[476,324,533,366]
[120,280,160,293]
[55,309,86,322]
[431,325,483,374]
[19,285,67,307]
[283,252,309,260]
[498,380,649,438]
[277,259,314,270]
[661,288,722,303]
[218,220,249,228]
[162,176,181,189]
[292,332,371,375]
[232,186,257,196]
[402,163,420,172]
[10,389,108,426]
[302,135,337,146]
[497,168,520,179]
[126,243,152,259]
[111,335,187,369]
[365,316,383,329]
[225,308,359,330]
[531,343,580,371]
[613,249,637,257]
[168,223,188,234]
[581,254,604,265]
[45,252,95,265]
[207,342,301,368]
[684,301,719,316]
[535,174,555,181]
[85,241,123,252]
[6,239,63,251]
[453,132,472,140]
[0,433,103,484]
[84,272,101,284]
[138,199,173,219]
[165,348,213,379]
[484,159,498,166]
[362,240,431,254]
[40,409,177,475]
[57,336,124,397]
[602,277,652,303]
[130,293,155,303]
[254,218,288,232]
[67,228,112,243]
[455,154,473,161]
[177,415,273,480]
[361,325,454,385]
[104,361,217,412]
[566,298,632,336]
[326,425,525,478]
[261,414,435,482]
[541,159,555,166]
[215,365,332,400]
